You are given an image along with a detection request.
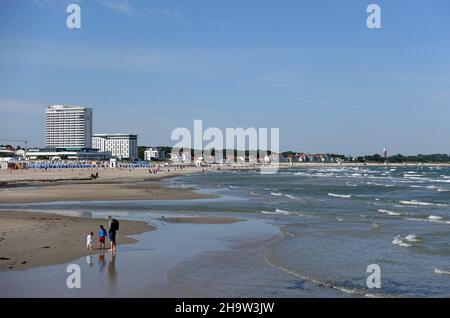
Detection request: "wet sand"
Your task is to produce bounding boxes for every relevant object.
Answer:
[0,218,282,298]
[0,182,214,204]
[161,216,243,224]
[0,211,154,271]
[0,212,248,272]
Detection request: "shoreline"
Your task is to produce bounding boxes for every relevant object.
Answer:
[0,167,215,204]
[0,211,154,271]
[1,162,447,204]
[0,211,245,272]
[0,216,276,298]
[1,165,448,296]
[0,182,215,204]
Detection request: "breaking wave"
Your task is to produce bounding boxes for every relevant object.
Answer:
[328,193,352,199]
[399,200,448,207]
[378,209,401,216]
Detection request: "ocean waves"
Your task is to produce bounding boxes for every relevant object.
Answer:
[260,209,308,216]
[392,234,420,247]
[399,200,448,207]
[328,193,352,199]
[377,209,401,216]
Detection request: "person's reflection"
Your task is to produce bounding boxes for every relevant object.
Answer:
[86,255,93,268]
[107,252,117,283]
[98,253,107,273]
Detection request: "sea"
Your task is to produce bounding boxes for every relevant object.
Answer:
[1,165,450,297]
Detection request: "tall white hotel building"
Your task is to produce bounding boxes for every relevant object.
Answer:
[45,105,93,148]
[92,134,138,160]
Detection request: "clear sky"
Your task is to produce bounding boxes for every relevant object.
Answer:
[0,0,449,155]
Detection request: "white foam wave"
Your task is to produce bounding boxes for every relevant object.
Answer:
[434,268,450,275]
[328,193,352,199]
[392,234,418,247]
[261,209,294,215]
[377,209,401,216]
[403,174,424,178]
[270,192,283,196]
[430,179,450,183]
[275,209,292,215]
[392,235,411,247]
[405,234,419,242]
[428,215,443,220]
[404,217,450,225]
[399,200,448,207]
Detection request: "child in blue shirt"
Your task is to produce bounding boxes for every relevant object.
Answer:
[98,225,107,249]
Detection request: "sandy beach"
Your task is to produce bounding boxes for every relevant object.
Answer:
[0,182,214,204]
[0,166,204,184]
[0,167,216,203]
[0,167,242,272]
[0,211,154,271]
[0,211,246,272]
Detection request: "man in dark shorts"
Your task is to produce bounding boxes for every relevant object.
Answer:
[107,215,119,253]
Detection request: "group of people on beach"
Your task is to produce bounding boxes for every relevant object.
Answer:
[86,216,119,253]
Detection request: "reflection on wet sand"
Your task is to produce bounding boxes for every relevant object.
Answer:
[51,210,93,218]
[107,253,117,283]
[86,252,118,283]
[98,253,107,272]
[86,255,93,268]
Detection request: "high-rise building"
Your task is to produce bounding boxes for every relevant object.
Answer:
[92,134,138,160]
[45,105,93,148]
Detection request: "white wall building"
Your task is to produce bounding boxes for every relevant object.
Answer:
[45,105,93,148]
[144,148,158,161]
[26,148,111,160]
[144,147,166,161]
[92,134,138,160]
[15,149,26,158]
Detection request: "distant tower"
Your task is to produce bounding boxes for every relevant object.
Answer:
[382,148,388,163]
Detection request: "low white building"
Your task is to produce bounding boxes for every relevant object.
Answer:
[26,148,111,160]
[15,149,26,158]
[92,134,138,161]
[144,147,166,161]
[170,152,188,163]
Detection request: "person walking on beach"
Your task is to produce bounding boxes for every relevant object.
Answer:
[98,225,107,249]
[107,215,119,253]
[86,232,94,250]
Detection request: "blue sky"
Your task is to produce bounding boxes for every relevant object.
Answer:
[0,0,449,155]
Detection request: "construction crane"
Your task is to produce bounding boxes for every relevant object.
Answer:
[0,139,29,151]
